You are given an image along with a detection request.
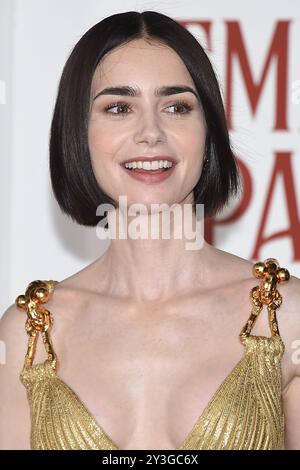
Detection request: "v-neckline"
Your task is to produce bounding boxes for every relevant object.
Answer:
[46,335,280,450]
[21,273,284,449]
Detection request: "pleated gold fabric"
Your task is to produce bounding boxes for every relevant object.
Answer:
[16,258,290,450]
[20,360,118,450]
[178,335,285,449]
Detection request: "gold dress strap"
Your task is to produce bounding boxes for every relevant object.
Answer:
[239,258,290,343]
[15,280,59,371]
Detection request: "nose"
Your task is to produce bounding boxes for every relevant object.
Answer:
[134,108,166,146]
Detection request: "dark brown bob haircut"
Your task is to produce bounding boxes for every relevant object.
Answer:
[50,10,241,227]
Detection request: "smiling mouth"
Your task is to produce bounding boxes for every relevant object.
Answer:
[120,160,177,185]
[122,160,176,173]
[124,167,172,173]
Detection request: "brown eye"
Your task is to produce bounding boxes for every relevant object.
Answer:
[166,101,193,114]
[104,102,132,115]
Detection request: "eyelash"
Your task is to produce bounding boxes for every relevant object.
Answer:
[103,100,193,116]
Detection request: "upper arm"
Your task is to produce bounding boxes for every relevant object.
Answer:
[282,274,300,450]
[283,375,300,449]
[0,304,31,450]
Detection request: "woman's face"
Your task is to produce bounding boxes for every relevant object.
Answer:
[88,38,207,210]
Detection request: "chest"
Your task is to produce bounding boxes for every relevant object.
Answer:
[50,288,255,449]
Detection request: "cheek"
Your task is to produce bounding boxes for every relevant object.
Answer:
[87,122,126,197]
[88,118,128,160]
[87,126,110,187]
[88,123,108,158]
[88,125,116,179]
[180,122,206,186]
[178,120,206,161]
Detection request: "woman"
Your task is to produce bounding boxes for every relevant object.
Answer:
[0,10,299,450]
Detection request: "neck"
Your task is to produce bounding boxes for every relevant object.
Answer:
[92,205,214,303]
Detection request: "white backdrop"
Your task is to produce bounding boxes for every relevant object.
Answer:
[0,0,299,315]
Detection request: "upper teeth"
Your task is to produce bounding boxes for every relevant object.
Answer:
[124,160,173,170]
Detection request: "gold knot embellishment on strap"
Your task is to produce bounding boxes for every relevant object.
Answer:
[239,258,290,344]
[15,280,58,369]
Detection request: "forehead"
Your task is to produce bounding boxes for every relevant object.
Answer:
[91,38,194,91]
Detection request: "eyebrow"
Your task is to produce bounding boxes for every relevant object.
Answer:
[93,85,200,101]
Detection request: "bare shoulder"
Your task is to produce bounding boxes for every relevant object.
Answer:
[206,245,255,285]
[0,302,29,372]
[279,273,300,315]
[0,279,84,450]
[0,303,31,449]
[278,274,300,449]
[222,252,300,348]
[278,274,300,375]
[268,267,300,340]
[211,245,299,308]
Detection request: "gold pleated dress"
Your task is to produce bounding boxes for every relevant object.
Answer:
[15,258,290,450]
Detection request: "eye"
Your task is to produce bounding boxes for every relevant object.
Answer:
[104,101,193,116]
[103,101,132,115]
[166,100,193,115]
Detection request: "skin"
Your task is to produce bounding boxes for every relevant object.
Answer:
[87,37,207,303]
[0,38,299,450]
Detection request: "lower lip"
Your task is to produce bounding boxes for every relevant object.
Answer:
[121,164,177,184]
